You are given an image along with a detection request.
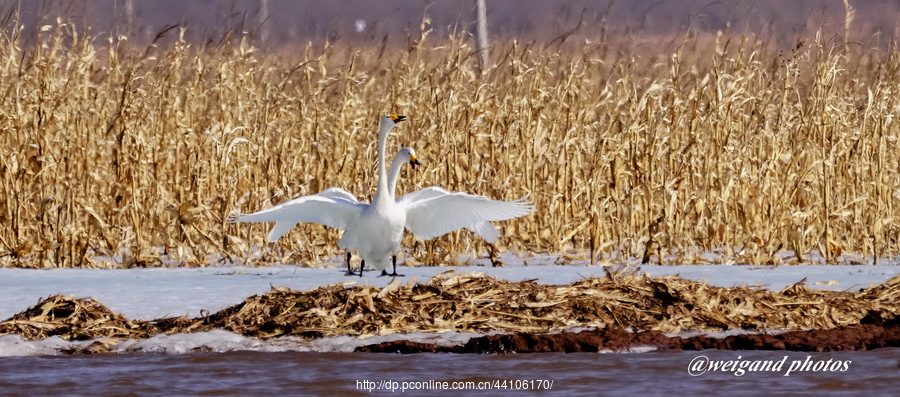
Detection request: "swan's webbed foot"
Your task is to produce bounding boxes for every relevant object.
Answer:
[379,256,404,277]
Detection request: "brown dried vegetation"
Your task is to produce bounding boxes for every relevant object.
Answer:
[1,12,900,268]
[2,272,898,343]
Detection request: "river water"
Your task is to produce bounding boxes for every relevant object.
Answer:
[0,349,897,396]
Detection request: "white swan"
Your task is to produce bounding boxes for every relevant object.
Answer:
[388,149,512,244]
[375,147,533,275]
[231,115,534,277]
[230,114,407,275]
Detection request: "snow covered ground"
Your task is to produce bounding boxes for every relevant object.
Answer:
[1,253,897,320]
[0,254,896,356]
[0,330,489,356]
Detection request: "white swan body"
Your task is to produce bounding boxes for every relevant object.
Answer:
[234,146,418,243]
[334,115,409,272]
[231,115,407,274]
[231,115,534,276]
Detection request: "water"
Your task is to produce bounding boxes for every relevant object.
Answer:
[0,349,896,396]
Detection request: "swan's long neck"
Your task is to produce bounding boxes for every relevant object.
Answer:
[386,152,407,200]
[372,123,392,202]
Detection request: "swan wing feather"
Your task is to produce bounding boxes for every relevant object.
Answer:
[398,187,533,240]
[230,188,365,242]
[465,222,501,243]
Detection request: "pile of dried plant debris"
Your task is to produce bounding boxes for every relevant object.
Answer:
[2,270,899,343]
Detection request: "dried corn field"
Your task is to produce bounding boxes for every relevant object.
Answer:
[1,18,899,268]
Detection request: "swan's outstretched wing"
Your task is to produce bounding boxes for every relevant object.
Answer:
[397,187,533,241]
[230,188,366,242]
[396,186,502,242]
[465,221,501,243]
[316,187,362,202]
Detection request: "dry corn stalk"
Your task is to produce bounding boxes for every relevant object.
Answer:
[0,18,898,268]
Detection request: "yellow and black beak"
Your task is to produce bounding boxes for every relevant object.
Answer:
[390,114,406,123]
[409,154,421,171]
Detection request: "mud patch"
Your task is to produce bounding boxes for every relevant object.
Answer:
[357,313,900,353]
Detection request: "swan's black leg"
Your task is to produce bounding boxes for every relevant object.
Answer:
[381,255,404,277]
[344,252,354,276]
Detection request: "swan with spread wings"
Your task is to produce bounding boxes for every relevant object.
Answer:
[230,115,533,276]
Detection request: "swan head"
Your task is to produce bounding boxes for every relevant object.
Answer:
[380,114,406,131]
[399,147,421,171]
